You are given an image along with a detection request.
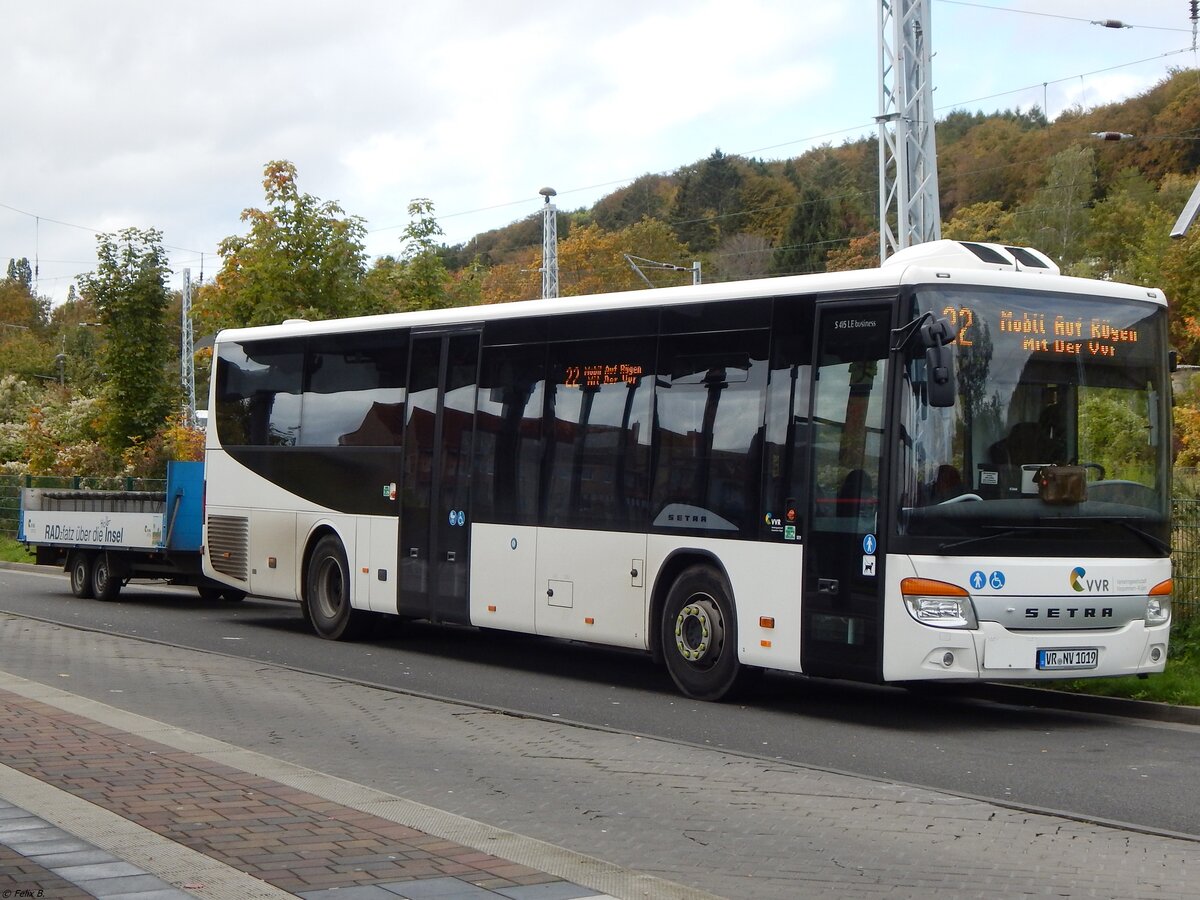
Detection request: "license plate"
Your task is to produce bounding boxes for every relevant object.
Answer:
[1037,648,1099,670]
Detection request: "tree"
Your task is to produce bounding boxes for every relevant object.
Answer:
[398,198,452,309]
[669,149,745,251]
[592,174,672,231]
[481,217,693,303]
[6,258,32,289]
[772,187,834,276]
[1018,145,1098,268]
[200,160,368,330]
[825,233,879,272]
[51,292,106,390]
[81,227,177,455]
[942,201,1017,243]
[710,233,772,282]
[365,198,456,311]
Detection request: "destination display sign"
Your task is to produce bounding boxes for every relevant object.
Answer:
[939,304,1141,360]
[563,363,645,388]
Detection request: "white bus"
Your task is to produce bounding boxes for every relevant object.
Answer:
[202,240,1173,700]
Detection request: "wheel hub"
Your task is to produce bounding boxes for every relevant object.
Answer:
[315,558,345,619]
[674,595,724,665]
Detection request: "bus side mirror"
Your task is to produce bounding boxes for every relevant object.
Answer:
[921,317,956,408]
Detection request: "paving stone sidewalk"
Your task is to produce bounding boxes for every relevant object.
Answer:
[0,688,615,900]
[1,612,1197,899]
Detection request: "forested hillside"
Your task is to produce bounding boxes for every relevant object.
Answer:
[2,68,1198,476]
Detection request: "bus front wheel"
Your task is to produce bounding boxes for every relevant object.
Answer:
[305,535,371,640]
[661,565,746,701]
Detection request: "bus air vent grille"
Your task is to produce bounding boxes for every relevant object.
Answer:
[207,515,249,582]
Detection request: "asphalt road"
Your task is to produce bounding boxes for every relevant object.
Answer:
[2,563,1198,840]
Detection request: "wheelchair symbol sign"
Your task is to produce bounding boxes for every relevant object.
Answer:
[971,570,1006,590]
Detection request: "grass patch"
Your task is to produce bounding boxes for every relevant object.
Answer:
[1048,617,1200,707]
[0,534,34,564]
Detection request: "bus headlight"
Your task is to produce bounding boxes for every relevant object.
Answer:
[901,577,978,629]
[1146,579,1172,625]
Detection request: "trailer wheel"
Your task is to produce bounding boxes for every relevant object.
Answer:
[305,535,372,640]
[68,552,95,599]
[661,565,747,701]
[91,553,122,601]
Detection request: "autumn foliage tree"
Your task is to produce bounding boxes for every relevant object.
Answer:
[80,228,177,456]
[200,160,369,330]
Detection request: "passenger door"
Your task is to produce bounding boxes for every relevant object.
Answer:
[398,330,480,623]
[801,301,894,679]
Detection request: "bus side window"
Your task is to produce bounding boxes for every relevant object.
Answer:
[215,339,304,447]
[760,301,813,539]
[474,343,546,526]
[301,330,408,447]
[652,330,769,538]
[542,337,655,532]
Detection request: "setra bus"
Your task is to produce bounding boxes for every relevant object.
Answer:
[202,239,1173,700]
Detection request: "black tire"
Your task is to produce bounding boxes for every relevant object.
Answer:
[68,552,95,599]
[221,589,247,602]
[91,553,122,601]
[305,535,371,640]
[197,586,224,602]
[661,565,747,701]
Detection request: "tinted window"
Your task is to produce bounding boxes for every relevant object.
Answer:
[548,307,659,342]
[474,344,545,525]
[811,305,891,531]
[543,338,655,530]
[761,300,814,540]
[661,297,771,334]
[301,330,408,447]
[652,331,769,537]
[214,339,304,446]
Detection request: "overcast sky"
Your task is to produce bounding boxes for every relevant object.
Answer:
[2,1,1195,305]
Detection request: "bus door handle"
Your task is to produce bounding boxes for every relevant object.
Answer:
[409,547,420,559]
[817,578,840,594]
[446,551,456,562]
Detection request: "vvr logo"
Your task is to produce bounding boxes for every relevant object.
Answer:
[1070,566,1110,593]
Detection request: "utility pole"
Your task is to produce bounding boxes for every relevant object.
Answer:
[877,0,941,262]
[540,187,559,299]
[181,268,196,427]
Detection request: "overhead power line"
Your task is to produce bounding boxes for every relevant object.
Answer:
[935,0,1191,33]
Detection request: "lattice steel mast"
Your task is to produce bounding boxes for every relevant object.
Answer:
[878,0,941,262]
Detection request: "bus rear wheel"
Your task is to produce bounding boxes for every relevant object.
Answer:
[305,535,372,640]
[661,565,746,701]
[68,552,95,599]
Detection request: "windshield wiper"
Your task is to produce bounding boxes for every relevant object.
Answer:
[1117,521,1170,555]
[938,524,1075,552]
[938,519,1170,555]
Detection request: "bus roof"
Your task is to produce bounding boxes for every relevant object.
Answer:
[213,240,1167,344]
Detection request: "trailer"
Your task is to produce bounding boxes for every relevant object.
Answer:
[19,460,243,602]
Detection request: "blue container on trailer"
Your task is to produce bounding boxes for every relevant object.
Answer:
[163,461,205,552]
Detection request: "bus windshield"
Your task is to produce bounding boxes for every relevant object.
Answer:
[897,285,1171,556]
